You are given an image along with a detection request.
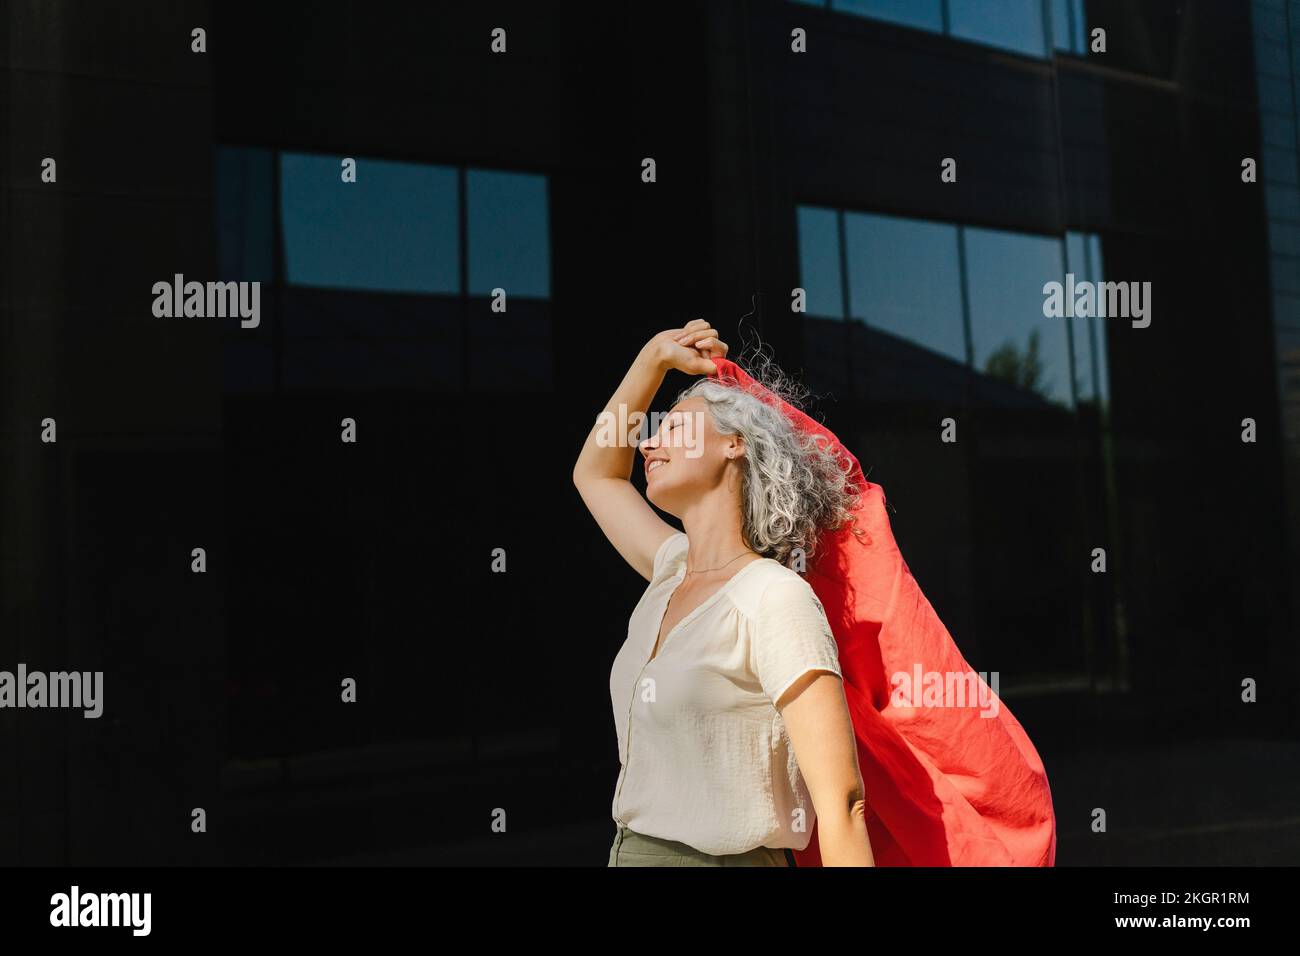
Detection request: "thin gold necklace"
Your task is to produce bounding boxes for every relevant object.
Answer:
[684,549,757,575]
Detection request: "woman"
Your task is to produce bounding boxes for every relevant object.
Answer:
[573,319,876,867]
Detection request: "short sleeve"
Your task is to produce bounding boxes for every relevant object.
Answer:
[751,576,843,706]
[652,531,688,583]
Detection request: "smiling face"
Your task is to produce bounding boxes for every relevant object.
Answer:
[639,397,743,516]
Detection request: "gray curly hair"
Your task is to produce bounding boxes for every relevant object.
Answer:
[673,348,863,569]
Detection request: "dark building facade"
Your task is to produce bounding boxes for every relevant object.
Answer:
[2,0,1297,865]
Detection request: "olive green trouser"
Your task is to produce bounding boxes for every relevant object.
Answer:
[608,823,794,867]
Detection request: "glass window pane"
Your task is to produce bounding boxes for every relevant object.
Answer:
[467,168,551,298]
[1065,231,1110,409]
[831,0,943,33]
[1050,0,1074,52]
[949,0,1048,58]
[279,152,459,294]
[1065,231,1096,403]
[797,205,845,318]
[215,146,273,282]
[1065,231,1088,276]
[1087,233,1108,407]
[844,212,966,363]
[964,226,1073,406]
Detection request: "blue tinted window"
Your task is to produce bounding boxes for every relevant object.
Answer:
[813,0,1070,59]
[279,152,459,294]
[1051,0,1072,50]
[831,0,943,32]
[1065,232,1093,402]
[1050,0,1087,53]
[466,169,551,298]
[797,204,1108,409]
[964,226,1073,406]
[949,0,1047,58]
[797,206,845,318]
[1070,0,1086,53]
[845,212,966,364]
[1086,234,1108,407]
[215,146,273,282]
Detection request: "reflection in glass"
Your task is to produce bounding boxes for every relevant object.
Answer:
[1090,235,1109,407]
[467,169,551,298]
[1062,231,1109,408]
[964,226,1072,406]
[819,0,1077,59]
[845,212,966,364]
[280,152,459,294]
[1051,0,1088,54]
[796,203,1110,409]
[949,0,1047,58]
[797,206,845,318]
[832,0,943,32]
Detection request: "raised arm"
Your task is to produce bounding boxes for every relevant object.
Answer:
[572,320,724,580]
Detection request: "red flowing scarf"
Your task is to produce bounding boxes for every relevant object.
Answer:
[709,356,1057,866]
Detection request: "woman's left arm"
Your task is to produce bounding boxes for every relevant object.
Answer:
[778,673,876,867]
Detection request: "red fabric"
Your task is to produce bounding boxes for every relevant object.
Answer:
[709,356,1056,867]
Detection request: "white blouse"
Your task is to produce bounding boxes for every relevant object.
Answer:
[609,531,844,856]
